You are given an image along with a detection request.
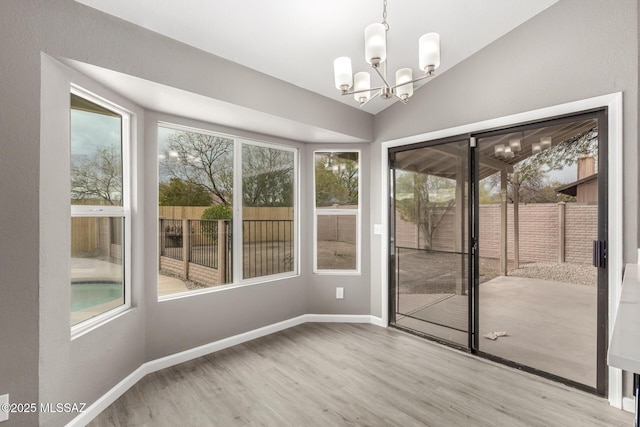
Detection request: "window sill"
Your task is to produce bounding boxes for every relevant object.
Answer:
[71,304,132,340]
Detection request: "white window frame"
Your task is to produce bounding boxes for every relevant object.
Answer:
[70,85,132,337]
[236,138,299,284]
[313,150,361,275]
[156,122,299,300]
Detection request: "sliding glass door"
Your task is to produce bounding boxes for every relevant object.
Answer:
[389,137,470,347]
[473,112,607,394]
[388,110,608,396]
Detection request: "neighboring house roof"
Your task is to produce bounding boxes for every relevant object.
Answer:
[555,173,598,196]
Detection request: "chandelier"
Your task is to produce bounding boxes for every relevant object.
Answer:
[333,0,441,107]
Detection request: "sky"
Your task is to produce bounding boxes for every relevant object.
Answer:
[70,109,121,157]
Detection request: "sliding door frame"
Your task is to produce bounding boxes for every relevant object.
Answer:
[388,134,473,351]
[380,93,623,405]
[468,108,608,397]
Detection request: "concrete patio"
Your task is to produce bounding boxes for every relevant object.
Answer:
[396,275,597,387]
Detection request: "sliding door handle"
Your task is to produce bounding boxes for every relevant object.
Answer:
[592,240,607,268]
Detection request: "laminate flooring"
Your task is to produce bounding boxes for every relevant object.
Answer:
[90,323,632,427]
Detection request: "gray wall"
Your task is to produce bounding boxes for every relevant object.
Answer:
[39,55,149,427]
[370,0,638,391]
[143,112,312,361]
[305,144,372,316]
[0,0,373,425]
[1,0,638,425]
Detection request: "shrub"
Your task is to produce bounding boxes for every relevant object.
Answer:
[200,204,232,235]
[201,204,232,220]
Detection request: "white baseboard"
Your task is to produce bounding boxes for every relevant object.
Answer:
[66,365,147,427]
[67,314,385,426]
[305,314,384,324]
[622,396,635,413]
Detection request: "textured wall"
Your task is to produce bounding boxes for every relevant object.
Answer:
[397,203,597,265]
[565,204,598,264]
[371,0,638,321]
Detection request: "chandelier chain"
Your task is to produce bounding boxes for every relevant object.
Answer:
[382,0,389,31]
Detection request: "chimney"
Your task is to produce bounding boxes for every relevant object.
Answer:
[577,156,595,179]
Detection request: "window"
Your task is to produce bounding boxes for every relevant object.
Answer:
[70,87,131,328]
[314,151,360,273]
[157,123,297,297]
[242,143,295,280]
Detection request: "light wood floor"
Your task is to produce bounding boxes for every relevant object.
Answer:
[90,323,632,427]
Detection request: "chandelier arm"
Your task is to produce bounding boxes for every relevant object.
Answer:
[373,65,392,90]
[394,93,408,104]
[388,71,436,91]
[340,85,387,96]
[358,90,381,108]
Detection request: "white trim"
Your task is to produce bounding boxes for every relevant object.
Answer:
[304,314,379,323]
[65,364,147,427]
[69,87,133,338]
[606,92,624,408]
[66,314,383,427]
[312,149,362,274]
[155,123,300,295]
[622,397,635,413]
[379,92,624,406]
[237,139,299,281]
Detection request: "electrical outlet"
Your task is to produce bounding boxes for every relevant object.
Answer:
[0,394,8,422]
[336,287,344,299]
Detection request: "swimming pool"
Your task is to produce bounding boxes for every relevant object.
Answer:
[71,282,123,312]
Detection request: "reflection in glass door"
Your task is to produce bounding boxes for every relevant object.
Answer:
[389,138,470,347]
[474,114,607,394]
[388,110,608,396]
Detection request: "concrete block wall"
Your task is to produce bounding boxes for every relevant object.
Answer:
[397,203,597,265]
[317,215,357,244]
[159,256,221,286]
[506,203,558,263]
[565,204,598,263]
[159,256,182,276]
[187,262,220,286]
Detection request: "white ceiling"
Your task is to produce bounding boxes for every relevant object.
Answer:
[75,0,558,115]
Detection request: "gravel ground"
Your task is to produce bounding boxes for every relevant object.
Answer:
[508,262,597,286]
[160,269,209,291]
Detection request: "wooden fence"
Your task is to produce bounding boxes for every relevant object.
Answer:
[159,206,293,220]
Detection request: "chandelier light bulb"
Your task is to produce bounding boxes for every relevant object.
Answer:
[333,57,353,91]
[540,137,552,149]
[503,146,514,158]
[395,68,414,100]
[419,33,440,73]
[364,23,387,66]
[532,142,542,154]
[494,144,505,157]
[509,138,521,152]
[353,72,371,103]
[333,1,440,106]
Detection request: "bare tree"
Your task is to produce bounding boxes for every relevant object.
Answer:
[71,146,122,205]
[160,131,234,205]
[396,172,456,250]
[489,126,598,203]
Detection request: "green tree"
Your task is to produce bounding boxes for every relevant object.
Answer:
[201,204,233,220]
[242,145,294,207]
[315,155,358,207]
[159,178,211,206]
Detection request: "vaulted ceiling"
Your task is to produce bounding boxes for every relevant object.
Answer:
[75,0,559,115]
